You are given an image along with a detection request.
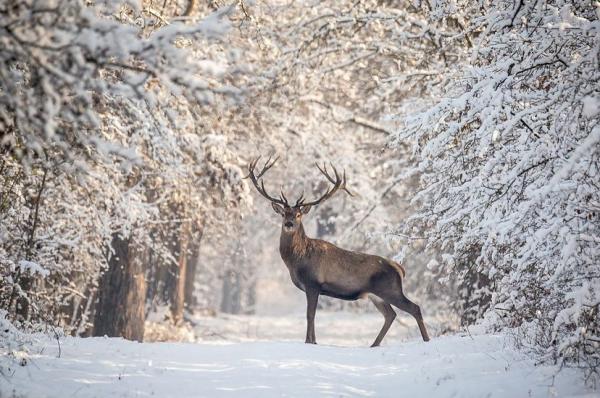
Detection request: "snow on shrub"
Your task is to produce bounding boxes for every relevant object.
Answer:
[13,261,50,278]
[0,309,33,375]
[394,0,599,385]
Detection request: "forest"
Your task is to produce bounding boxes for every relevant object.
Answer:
[1,0,598,396]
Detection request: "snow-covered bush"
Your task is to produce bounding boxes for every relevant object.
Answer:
[395,0,599,384]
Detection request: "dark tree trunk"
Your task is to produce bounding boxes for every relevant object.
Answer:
[148,249,174,307]
[145,211,182,317]
[220,238,244,314]
[184,223,203,312]
[169,218,191,324]
[13,167,48,321]
[244,278,257,315]
[93,233,147,341]
[144,205,202,322]
[14,275,33,320]
[170,231,187,324]
[220,269,242,314]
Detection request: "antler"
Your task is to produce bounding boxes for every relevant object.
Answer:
[296,162,352,208]
[246,155,289,207]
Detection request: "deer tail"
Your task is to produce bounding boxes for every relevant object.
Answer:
[389,260,406,279]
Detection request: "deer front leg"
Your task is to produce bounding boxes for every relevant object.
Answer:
[305,288,319,344]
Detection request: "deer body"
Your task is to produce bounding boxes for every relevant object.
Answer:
[247,156,430,346]
[280,224,395,299]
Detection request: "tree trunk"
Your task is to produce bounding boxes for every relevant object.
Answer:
[184,223,203,313]
[170,219,191,324]
[14,274,33,321]
[13,167,48,321]
[145,204,202,323]
[93,233,146,341]
[220,269,242,314]
[244,278,257,315]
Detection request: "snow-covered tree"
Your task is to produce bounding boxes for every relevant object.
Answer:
[394,0,599,382]
[0,0,248,338]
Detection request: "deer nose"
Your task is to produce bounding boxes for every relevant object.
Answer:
[284,221,293,228]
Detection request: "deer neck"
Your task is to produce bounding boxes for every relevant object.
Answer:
[279,223,310,261]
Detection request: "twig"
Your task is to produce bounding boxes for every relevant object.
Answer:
[464,325,474,340]
[144,7,170,25]
[53,328,61,358]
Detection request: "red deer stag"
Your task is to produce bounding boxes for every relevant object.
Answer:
[246,156,430,346]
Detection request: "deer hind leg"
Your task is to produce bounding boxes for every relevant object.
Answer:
[368,294,396,347]
[390,294,430,342]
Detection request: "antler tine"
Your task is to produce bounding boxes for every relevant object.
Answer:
[257,154,279,179]
[342,169,353,196]
[315,162,334,184]
[280,189,289,205]
[246,155,289,207]
[330,162,340,181]
[295,191,305,207]
[316,162,342,185]
[298,162,351,208]
[244,156,260,178]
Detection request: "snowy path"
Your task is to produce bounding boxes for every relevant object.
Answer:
[0,330,591,397]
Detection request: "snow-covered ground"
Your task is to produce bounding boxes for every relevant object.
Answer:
[0,313,593,398]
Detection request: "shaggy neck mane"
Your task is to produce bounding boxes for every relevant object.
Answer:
[280,223,310,258]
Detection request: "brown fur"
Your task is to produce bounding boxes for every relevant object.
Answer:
[390,261,406,278]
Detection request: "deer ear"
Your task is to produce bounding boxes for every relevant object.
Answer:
[300,205,311,214]
[271,202,285,216]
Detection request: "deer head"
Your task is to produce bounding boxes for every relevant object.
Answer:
[246,155,351,233]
